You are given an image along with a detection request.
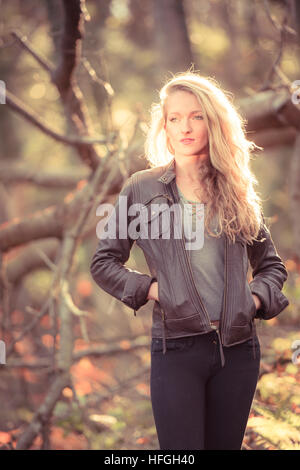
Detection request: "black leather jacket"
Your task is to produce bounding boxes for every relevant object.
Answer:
[90,158,289,365]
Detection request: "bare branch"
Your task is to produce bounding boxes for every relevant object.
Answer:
[7,2,111,170]
[238,88,300,132]
[73,337,150,361]
[48,0,104,170]
[11,31,54,74]
[5,239,60,284]
[252,126,297,149]
[55,150,120,372]
[16,371,71,449]
[61,279,91,342]
[52,0,85,96]
[81,57,114,98]
[7,336,150,369]
[0,145,140,253]
[0,166,90,189]
[6,89,108,147]
[260,2,291,92]
[0,202,62,251]
[263,0,297,36]
[6,296,53,357]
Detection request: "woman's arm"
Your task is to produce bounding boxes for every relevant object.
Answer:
[247,217,289,320]
[90,175,157,313]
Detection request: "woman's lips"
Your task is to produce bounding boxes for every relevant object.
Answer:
[180,138,195,144]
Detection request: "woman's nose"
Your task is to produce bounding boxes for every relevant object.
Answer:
[181,119,192,133]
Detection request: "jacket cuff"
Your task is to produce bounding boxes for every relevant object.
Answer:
[121,273,157,312]
[249,278,289,320]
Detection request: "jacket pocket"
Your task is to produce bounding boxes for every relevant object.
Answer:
[250,278,289,320]
[140,196,171,240]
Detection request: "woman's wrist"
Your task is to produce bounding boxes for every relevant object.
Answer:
[147,281,159,301]
[252,294,262,310]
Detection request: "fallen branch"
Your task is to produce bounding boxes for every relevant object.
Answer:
[6,336,150,370]
[0,166,91,189]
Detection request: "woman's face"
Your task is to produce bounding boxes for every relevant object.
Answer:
[164,90,209,160]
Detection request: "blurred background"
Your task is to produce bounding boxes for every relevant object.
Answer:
[0,0,299,450]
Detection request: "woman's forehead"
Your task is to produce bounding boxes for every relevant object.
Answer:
[165,90,202,114]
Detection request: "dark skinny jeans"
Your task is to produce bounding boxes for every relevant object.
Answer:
[150,330,260,450]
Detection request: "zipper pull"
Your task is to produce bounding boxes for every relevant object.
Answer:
[134,309,137,316]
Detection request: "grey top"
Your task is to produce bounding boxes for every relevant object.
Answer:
[176,184,225,322]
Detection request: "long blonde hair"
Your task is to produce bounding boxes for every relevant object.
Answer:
[144,71,264,245]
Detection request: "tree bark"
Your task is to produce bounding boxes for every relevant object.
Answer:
[152,0,193,76]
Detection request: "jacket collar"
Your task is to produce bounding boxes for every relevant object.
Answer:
[157,157,176,184]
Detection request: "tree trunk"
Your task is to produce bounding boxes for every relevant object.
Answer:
[152,0,194,77]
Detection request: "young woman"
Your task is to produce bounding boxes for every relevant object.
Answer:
[90,72,289,450]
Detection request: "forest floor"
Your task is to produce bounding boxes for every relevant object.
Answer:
[0,320,299,450]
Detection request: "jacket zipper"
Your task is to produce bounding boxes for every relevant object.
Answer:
[215,236,228,367]
[179,220,227,367]
[141,193,172,354]
[167,182,212,329]
[220,237,228,345]
[166,181,228,366]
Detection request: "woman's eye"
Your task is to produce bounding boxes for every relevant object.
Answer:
[169,115,203,122]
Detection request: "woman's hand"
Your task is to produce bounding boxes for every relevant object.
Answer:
[148,284,262,309]
[147,281,159,302]
[252,294,261,310]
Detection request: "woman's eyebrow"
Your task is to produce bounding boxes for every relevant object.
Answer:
[168,110,203,115]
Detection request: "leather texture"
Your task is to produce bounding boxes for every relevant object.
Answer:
[90,158,289,347]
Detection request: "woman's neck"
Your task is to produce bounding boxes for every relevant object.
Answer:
[174,156,209,183]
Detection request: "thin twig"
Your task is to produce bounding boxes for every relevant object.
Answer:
[11,31,54,73]
[6,90,108,147]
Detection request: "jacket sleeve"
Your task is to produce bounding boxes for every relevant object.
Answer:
[247,218,289,320]
[90,174,157,314]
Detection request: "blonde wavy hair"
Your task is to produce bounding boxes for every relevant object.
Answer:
[144,71,264,245]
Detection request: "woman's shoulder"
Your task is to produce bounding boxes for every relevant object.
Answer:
[126,164,170,204]
[132,163,167,183]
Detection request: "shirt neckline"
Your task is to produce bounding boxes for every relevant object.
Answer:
[176,183,206,204]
